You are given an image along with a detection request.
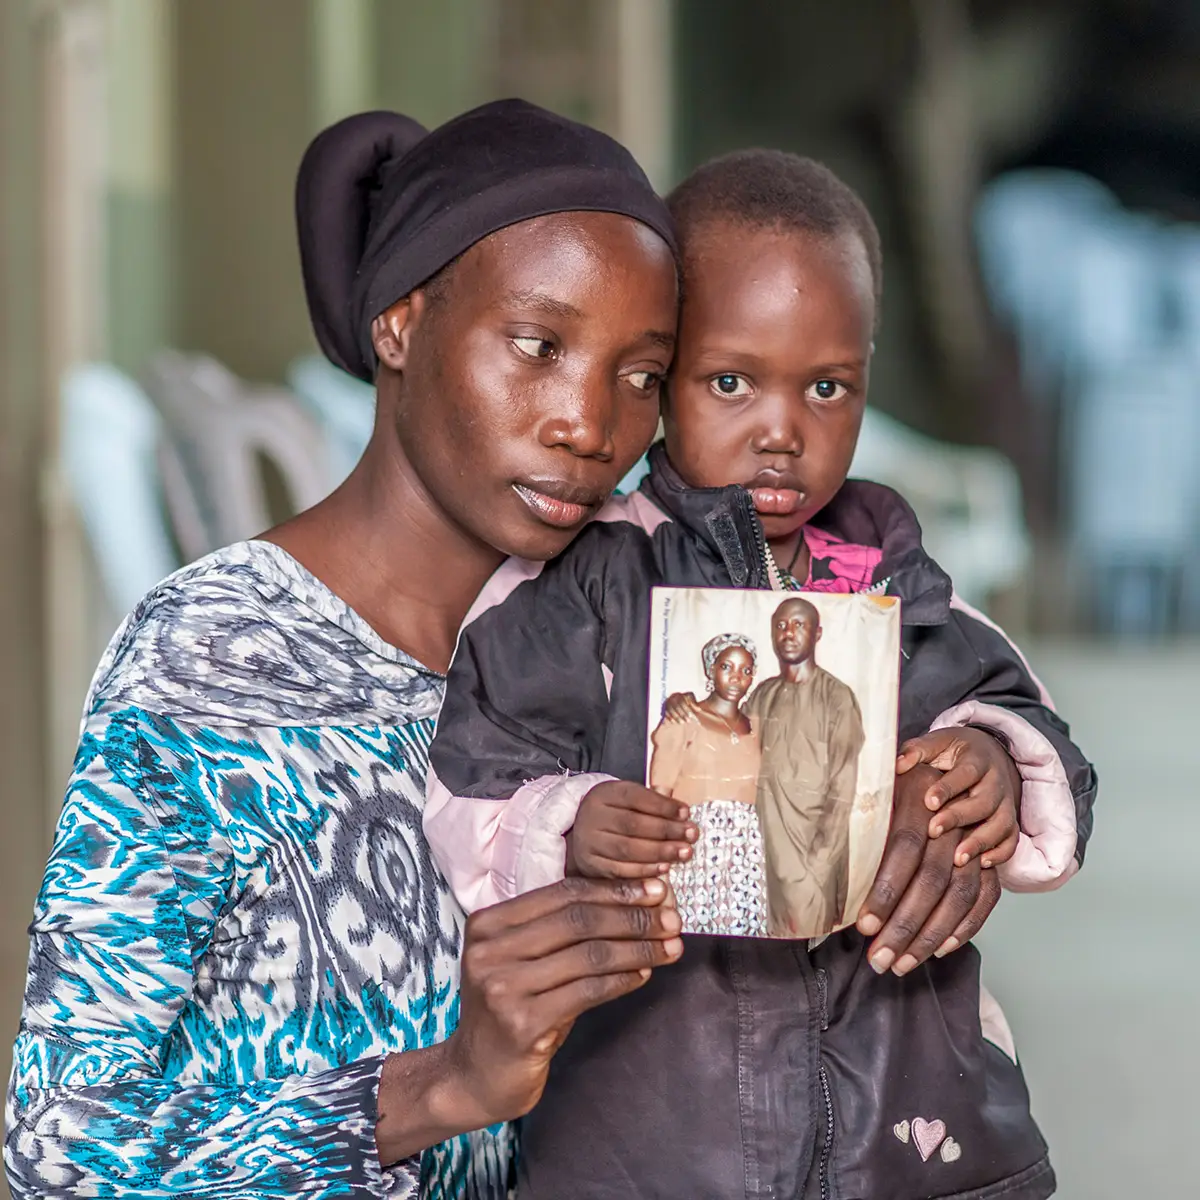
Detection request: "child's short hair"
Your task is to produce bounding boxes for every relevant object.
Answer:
[668,149,883,313]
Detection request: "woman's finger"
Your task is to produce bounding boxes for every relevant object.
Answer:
[934,869,1001,958]
[472,886,682,965]
[865,832,959,971]
[467,876,669,944]
[857,764,941,935]
[887,857,983,976]
[857,825,926,936]
[575,855,672,880]
[529,964,664,1034]
[515,927,685,997]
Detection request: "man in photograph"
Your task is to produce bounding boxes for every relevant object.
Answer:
[744,597,865,936]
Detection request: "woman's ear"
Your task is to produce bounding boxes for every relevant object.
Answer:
[371,293,426,371]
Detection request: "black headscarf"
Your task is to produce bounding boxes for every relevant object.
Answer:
[295,98,678,382]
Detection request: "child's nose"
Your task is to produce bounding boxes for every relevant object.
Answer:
[749,392,804,456]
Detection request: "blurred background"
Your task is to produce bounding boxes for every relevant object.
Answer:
[1,1,1197,1196]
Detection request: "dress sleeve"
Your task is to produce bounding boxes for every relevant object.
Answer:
[648,719,691,798]
[4,707,395,1199]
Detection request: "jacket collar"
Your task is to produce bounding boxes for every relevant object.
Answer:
[639,442,952,626]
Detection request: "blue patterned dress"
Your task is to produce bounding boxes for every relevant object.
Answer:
[5,542,511,1198]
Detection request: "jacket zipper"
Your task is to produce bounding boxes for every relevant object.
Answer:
[815,967,833,1200]
[746,498,789,592]
[818,1064,834,1200]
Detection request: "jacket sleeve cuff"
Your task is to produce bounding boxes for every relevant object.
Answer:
[498,772,617,896]
[930,700,1079,892]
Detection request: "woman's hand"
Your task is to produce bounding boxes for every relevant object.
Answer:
[896,726,1021,868]
[565,780,699,879]
[375,877,684,1164]
[856,763,1001,978]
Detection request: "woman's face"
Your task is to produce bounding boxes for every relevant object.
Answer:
[377,211,678,561]
[711,646,755,704]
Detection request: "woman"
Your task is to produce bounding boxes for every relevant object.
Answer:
[649,634,768,937]
[5,100,684,1200]
[6,98,1051,1200]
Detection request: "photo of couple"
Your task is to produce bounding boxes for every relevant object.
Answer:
[647,589,902,939]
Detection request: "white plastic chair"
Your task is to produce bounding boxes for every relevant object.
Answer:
[975,169,1118,397]
[850,408,1030,608]
[60,364,181,616]
[286,355,375,484]
[1068,356,1200,636]
[141,351,339,552]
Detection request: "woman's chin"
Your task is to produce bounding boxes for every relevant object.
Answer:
[495,528,575,562]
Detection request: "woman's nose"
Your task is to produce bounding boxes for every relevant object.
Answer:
[537,380,616,460]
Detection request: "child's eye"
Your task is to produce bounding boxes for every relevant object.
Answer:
[512,335,556,359]
[710,373,753,398]
[808,379,847,403]
[625,369,664,393]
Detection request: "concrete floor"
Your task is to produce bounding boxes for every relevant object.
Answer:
[977,643,1200,1200]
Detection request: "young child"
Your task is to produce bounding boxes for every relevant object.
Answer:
[425,151,1096,1200]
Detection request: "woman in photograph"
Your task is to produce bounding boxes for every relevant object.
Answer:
[648,633,767,936]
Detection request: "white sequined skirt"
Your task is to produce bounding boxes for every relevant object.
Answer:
[670,799,769,938]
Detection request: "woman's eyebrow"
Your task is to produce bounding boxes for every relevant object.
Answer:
[501,289,584,319]
[500,290,675,350]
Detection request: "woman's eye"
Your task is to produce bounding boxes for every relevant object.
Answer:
[513,335,556,359]
[808,379,847,403]
[626,370,663,393]
[710,373,752,398]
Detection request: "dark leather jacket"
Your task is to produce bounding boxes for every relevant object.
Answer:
[430,445,1097,1200]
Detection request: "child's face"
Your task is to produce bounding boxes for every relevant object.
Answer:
[663,221,874,544]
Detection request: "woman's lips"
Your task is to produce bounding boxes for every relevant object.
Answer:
[748,487,804,516]
[512,483,597,529]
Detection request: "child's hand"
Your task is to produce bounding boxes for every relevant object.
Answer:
[896,727,1021,869]
[565,781,699,880]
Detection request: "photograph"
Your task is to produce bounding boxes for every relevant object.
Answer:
[9,3,1184,1194]
[647,587,902,940]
